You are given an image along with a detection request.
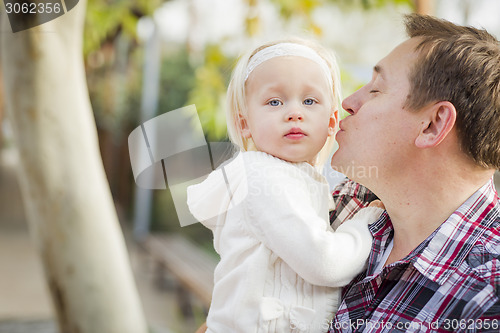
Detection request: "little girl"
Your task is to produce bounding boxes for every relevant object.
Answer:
[187,38,383,333]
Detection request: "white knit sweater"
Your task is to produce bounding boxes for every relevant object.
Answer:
[187,151,382,333]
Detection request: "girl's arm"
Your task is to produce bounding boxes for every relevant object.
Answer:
[244,164,383,287]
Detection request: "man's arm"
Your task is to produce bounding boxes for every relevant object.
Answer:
[330,178,379,229]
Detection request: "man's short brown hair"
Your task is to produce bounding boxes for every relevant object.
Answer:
[404,14,500,169]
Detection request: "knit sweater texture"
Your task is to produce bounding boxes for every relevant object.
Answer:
[187,151,382,333]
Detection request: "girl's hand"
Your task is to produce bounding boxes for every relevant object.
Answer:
[369,200,385,210]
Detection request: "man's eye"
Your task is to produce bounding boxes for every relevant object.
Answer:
[268,100,282,106]
[370,90,380,94]
[303,98,316,105]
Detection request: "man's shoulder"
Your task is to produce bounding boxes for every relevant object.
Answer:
[442,179,500,285]
[466,214,500,280]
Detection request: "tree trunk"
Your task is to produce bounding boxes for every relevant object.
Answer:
[0,64,3,145]
[0,2,148,333]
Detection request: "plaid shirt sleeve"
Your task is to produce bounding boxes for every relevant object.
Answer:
[330,178,379,229]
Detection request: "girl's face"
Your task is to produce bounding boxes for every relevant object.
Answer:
[242,56,337,164]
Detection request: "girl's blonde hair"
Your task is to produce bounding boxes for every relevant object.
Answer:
[226,37,342,168]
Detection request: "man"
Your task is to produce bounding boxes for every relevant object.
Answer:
[329,14,500,332]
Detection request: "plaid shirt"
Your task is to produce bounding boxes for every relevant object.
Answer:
[328,178,500,332]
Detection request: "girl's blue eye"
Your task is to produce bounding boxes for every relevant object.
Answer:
[304,98,315,105]
[269,100,282,106]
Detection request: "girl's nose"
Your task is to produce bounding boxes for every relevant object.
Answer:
[286,108,304,121]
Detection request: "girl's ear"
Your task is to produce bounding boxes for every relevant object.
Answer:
[328,109,339,136]
[239,114,252,138]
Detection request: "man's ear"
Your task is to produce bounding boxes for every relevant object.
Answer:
[415,101,456,148]
[328,109,339,136]
[239,114,252,138]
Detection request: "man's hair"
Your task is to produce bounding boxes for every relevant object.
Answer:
[404,14,500,169]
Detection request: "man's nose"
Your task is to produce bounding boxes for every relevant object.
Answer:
[342,87,365,115]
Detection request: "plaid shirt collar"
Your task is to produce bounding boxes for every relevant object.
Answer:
[365,178,499,286]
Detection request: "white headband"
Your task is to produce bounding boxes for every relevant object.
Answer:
[244,43,333,88]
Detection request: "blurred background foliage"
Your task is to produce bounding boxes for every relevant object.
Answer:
[83,0,416,245]
[84,0,160,56]
[187,44,232,142]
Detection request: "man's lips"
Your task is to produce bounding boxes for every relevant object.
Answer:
[338,120,346,131]
[336,120,346,141]
[285,127,306,139]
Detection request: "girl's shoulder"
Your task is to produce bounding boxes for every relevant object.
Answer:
[239,151,327,186]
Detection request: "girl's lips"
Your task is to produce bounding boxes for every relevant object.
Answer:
[285,128,306,139]
[285,133,306,140]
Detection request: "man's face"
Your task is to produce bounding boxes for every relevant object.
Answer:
[331,38,422,185]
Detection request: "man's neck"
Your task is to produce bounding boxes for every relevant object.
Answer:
[375,162,494,266]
